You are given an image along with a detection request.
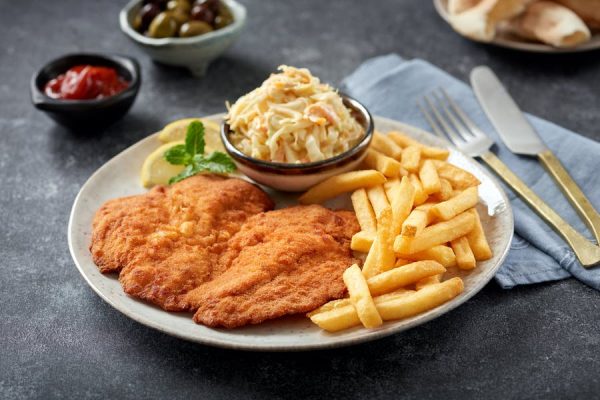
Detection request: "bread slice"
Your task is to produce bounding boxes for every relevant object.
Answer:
[448,0,530,42]
[553,0,600,29]
[448,0,483,15]
[507,1,591,47]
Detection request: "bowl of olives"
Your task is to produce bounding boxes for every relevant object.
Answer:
[120,0,246,76]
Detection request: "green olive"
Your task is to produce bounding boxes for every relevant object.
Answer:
[179,20,213,37]
[133,13,143,31]
[148,12,178,38]
[167,0,191,13]
[214,3,233,29]
[214,14,232,29]
[168,9,190,28]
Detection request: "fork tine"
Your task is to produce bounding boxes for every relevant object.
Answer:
[439,88,486,138]
[422,93,464,146]
[433,90,473,141]
[417,100,445,138]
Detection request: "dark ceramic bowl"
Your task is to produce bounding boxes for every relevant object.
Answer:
[221,94,374,192]
[30,53,141,131]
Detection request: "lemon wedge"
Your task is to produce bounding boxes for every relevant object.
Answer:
[143,118,227,188]
[140,141,187,188]
[157,118,223,152]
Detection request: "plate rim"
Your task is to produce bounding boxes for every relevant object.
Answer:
[433,0,600,54]
[68,114,514,351]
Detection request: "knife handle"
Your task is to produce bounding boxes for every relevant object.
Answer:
[480,151,600,268]
[538,150,600,244]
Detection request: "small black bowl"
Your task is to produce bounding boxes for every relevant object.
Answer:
[30,53,141,132]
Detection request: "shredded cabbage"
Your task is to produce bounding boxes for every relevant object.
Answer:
[226,66,364,163]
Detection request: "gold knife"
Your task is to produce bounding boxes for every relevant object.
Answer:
[471,66,600,244]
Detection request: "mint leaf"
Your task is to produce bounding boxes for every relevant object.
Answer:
[164,144,191,165]
[193,151,237,174]
[168,164,196,184]
[185,120,205,156]
[163,121,236,184]
[167,152,236,184]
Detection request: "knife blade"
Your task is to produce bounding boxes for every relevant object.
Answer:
[470,66,547,156]
[470,65,600,244]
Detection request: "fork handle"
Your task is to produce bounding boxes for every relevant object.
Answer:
[480,151,600,268]
[538,150,600,244]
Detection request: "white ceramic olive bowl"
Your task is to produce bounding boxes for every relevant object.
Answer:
[119,0,246,77]
[220,95,374,192]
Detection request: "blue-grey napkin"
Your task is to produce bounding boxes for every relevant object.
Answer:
[341,54,600,290]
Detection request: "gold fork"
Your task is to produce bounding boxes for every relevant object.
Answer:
[418,88,600,268]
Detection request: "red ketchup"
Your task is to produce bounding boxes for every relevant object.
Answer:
[44,65,129,100]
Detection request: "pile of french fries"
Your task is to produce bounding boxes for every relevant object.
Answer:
[299,131,493,332]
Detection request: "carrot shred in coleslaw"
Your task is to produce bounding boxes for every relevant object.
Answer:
[226,66,365,163]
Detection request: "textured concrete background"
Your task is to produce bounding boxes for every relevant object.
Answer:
[1,1,600,399]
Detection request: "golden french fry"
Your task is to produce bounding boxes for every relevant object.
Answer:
[401,208,430,237]
[299,170,386,204]
[431,178,453,202]
[466,208,493,261]
[421,146,450,161]
[394,258,411,267]
[388,131,420,148]
[430,186,479,221]
[310,286,416,319]
[415,202,436,211]
[343,264,382,328]
[308,304,360,332]
[401,145,421,173]
[367,260,446,296]
[451,236,477,270]
[374,288,415,302]
[363,149,402,178]
[375,207,396,274]
[371,131,403,160]
[389,176,415,237]
[394,211,476,255]
[351,231,374,253]
[415,274,442,290]
[383,178,399,203]
[308,290,416,332]
[310,272,462,332]
[307,298,352,317]
[409,174,428,206]
[419,159,442,195]
[317,287,418,317]
[351,189,377,235]
[377,277,464,321]
[432,160,480,190]
[406,245,457,268]
[387,131,449,160]
[362,206,395,278]
[366,185,390,219]
[361,236,380,278]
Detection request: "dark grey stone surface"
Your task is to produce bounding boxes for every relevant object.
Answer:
[1,1,599,399]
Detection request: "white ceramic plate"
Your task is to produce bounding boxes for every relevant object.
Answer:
[434,0,600,54]
[68,114,513,351]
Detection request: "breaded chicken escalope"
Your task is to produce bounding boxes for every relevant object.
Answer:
[186,205,360,328]
[90,175,274,311]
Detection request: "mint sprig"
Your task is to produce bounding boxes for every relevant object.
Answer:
[163,120,236,184]
[185,120,205,155]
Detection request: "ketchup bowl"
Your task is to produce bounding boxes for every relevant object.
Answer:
[31,53,140,132]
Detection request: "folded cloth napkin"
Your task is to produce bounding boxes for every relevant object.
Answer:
[341,54,600,290]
